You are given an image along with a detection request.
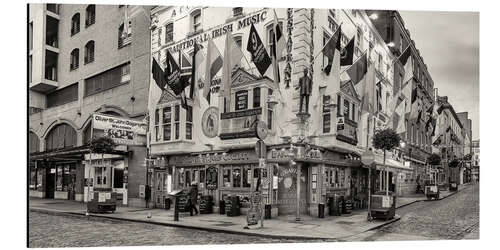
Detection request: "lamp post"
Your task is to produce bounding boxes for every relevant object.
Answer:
[361,149,375,221]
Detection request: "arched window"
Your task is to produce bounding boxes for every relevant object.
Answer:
[84,40,95,64]
[70,48,79,70]
[45,123,77,151]
[85,5,95,27]
[29,132,40,153]
[71,13,80,35]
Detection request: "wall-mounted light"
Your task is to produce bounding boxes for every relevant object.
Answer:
[130,96,136,102]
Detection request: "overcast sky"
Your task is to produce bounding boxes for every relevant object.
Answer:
[399,11,479,140]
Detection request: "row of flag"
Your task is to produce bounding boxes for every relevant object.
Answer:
[151,11,285,111]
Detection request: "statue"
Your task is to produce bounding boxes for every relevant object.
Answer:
[296,68,313,114]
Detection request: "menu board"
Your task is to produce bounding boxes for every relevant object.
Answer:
[247,191,262,226]
[206,166,218,190]
[235,90,248,111]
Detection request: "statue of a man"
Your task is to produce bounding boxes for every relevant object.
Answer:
[296,68,312,113]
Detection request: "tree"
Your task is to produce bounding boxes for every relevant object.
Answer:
[89,136,117,153]
[372,128,401,195]
[427,153,442,166]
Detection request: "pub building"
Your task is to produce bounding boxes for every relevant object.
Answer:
[29,112,148,207]
[147,7,407,217]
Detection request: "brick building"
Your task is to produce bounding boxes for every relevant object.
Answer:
[28,4,151,207]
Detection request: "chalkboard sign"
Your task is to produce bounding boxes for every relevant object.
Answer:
[247,191,262,225]
[206,166,218,190]
[199,195,213,214]
[177,194,189,212]
[235,90,248,111]
[344,199,352,214]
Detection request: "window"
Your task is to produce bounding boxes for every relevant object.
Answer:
[323,95,331,133]
[47,83,78,108]
[191,9,202,33]
[328,14,338,31]
[113,162,125,189]
[343,99,350,119]
[234,35,243,48]
[70,48,79,70]
[174,105,180,140]
[155,109,160,141]
[85,5,95,27]
[351,103,356,122]
[71,13,80,35]
[95,166,110,188]
[186,105,193,140]
[376,82,382,112]
[399,34,404,53]
[45,123,77,150]
[324,166,346,188]
[29,132,40,153]
[378,53,383,72]
[165,23,174,44]
[253,87,261,108]
[163,107,172,141]
[29,55,33,83]
[84,40,95,64]
[233,7,243,17]
[242,165,251,188]
[84,62,130,96]
[337,94,342,116]
[232,167,241,188]
[118,22,132,48]
[223,167,231,187]
[267,89,273,130]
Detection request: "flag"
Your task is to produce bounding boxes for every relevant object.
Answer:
[204,38,223,103]
[392,97,407,134]
[272,10,285,60]
[152,58,166,91]
[165,50,183,95]
[247,23,272,76]
[323,25,341,75]
[179,50,193,110]
[192,42,205,107]
[410,86,422,120]
[271,10,285,84]
[340,37,354,66]
[399,45,413,84]
[356,55,375,114]
[222,32,244,112]
[347,52,367,85]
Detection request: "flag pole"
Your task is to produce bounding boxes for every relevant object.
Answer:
[272,9,284,99]
[312,22,343,63]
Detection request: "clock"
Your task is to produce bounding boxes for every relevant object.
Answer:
[256,121,268,140]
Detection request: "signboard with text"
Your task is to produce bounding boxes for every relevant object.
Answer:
[92,114,147,145]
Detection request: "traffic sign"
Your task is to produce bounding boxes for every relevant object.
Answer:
[361,150,375,165]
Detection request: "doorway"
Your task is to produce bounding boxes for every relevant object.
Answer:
[46,168,56,199]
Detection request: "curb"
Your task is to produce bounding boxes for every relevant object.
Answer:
[396,183,472,208]
[366,216,401,231]
[29,208,330,241]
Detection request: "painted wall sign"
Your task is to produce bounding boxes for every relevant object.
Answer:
[201,107,219,138]
[92,114,147,145]
[235,90,249,111]
[164,10,268,53]
[220,107,262,119]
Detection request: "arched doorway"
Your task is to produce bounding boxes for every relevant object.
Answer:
[44,123,78,199]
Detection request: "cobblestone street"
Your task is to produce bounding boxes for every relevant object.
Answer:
[344,183,479,241]
[28,211,306,248]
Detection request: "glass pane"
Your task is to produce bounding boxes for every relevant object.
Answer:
[223,168,231,187]
[232,167,241,188]
[243,165,251,188]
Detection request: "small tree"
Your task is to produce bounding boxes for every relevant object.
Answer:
[373,129,401,195]
[427,153,442,166]
[89,136,117,153]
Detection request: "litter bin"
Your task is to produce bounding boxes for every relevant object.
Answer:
[219,200,226,215]
[264,204,272,219]
[318,203,325,218]
[164,197,171,210]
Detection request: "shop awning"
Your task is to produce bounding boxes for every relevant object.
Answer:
[373,154,412,172]
[29,145,128,161]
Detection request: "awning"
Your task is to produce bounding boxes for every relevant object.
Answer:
[29,145,129,161]
[373,154,412,172]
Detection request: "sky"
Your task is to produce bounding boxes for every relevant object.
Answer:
[399,11,480,140]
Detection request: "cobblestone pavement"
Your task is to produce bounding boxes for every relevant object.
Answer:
[28,211,312,248]
[343,183,480,241]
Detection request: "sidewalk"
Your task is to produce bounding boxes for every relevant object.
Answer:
[29,183,472,240]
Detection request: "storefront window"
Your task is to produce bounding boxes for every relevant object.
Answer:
[200,169,205,183]
[185,170,191,186]
[56,166,63,191]
[232,167,241,188]
[243,165,251,188]
[63,165,70,191]
[95,166,111,188]
[29,165,37,190]
[324,166,346,188]
[223,167,231,187]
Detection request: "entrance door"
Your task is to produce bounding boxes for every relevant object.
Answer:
[68,166,76,200]
[46,168,56,199]
[153,170,166,208]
